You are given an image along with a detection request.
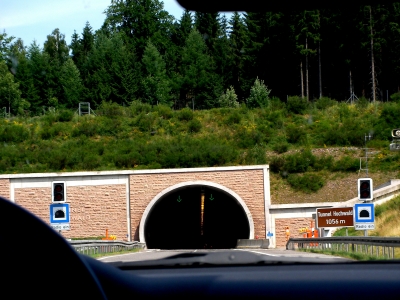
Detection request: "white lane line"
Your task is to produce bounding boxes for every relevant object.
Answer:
[234,249,277,257]
[97,252,140,260]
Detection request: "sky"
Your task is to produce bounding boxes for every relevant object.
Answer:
[0,0,189,48]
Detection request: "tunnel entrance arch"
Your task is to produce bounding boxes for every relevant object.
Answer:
[139,181,254,249]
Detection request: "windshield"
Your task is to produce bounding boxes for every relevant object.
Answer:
[1,0,400,263]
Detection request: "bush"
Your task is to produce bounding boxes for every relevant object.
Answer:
[97,101,125,117]
[225,111,242,125]
[130,101,152,115]
[0,124,30,143]
[155,104,173,119]
[287,173,325,193]
[235,128,266,148]
[58,109,74,122]
[271,138,289,154]
[356,96,370,109]
[390,92,400,102]
[286,96,308,114]
[269,97,286,111]
[178,108,194,121]
[331,156,359,172]
[286,123,307,144]
[188,119,202,133]
[315,97,336,110]
[242,144,267,165]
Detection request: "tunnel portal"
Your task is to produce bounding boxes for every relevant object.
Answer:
[144,185,250,249]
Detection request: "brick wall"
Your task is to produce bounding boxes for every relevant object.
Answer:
[0,179,10,199]
[14,184,128,240]
[275,217,314,248]
[130,170,265,241]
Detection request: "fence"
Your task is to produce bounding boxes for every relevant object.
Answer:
[286,237,400,259]
[69,240,145,256]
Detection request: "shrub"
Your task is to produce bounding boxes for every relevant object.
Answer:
[356,96,370,109]
[225,111,242,125]
[390,92,400,102]
[331,156,359,172]
[58,109,74,122]
[286,123,307,144]
[315,97,336,110]
[272,141,289,154]
[287,173,325,193]
[188,119,202,133]
[269,97,286,111]
[135,112,156,132]
[219,86,239,108]
[235,128,266,148]
[178,108,194,121]
[97,101,129,117]
[0,124,30,143]
[247,77,271,108]
[243,144,267,165]
[130,101,152,115]
[155,104,173,119]
[286,96,308,114]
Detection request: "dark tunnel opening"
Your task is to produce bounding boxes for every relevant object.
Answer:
[144,185,250,249]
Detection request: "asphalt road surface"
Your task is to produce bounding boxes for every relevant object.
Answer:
[98,248,350,263]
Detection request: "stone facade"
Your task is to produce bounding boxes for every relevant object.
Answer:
[275,217,314,248]
[129,170,265,241]
[14,184,128,241]
[0,179,10,199]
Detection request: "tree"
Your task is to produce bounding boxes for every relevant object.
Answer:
[228,12,247,101]
[85,31,138,106]
[103,0,175,57]
[26,41,52,113]
[59,58,84,108]
[247,77,271,108]
[219,86,239,108]
[0,60,28,115]
[141,41,171,106]
[43,29,70,105]
[44,28,69,65]
[0,31,14,62]
[179,28,221,109]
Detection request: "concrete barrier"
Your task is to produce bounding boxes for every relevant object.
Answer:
[236,239,270,249]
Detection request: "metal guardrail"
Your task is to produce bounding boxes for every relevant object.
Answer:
[286,237,400,259]
[69,240,145,256]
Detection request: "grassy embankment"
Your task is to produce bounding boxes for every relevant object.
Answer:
[299,195,400,260]
[0,99,399,204]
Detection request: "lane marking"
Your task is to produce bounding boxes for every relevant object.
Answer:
[234,249,277,257]
[97,252,142,260]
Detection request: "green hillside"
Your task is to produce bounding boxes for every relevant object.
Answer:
[1,99,399,204]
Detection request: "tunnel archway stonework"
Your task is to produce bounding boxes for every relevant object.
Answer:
[130,166,270,246]
[139,181,255,247]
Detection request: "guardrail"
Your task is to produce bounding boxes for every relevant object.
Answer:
[286,237,400,259]
[69,240,146,256]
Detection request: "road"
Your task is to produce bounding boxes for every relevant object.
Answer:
[99,248,349,263]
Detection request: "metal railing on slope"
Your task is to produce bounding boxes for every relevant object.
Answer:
[69,240,145,256]
[286,237,400,259]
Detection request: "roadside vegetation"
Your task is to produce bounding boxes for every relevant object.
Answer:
[0,99,399,200]
[334,195,400,238]
[298,248,390,261]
